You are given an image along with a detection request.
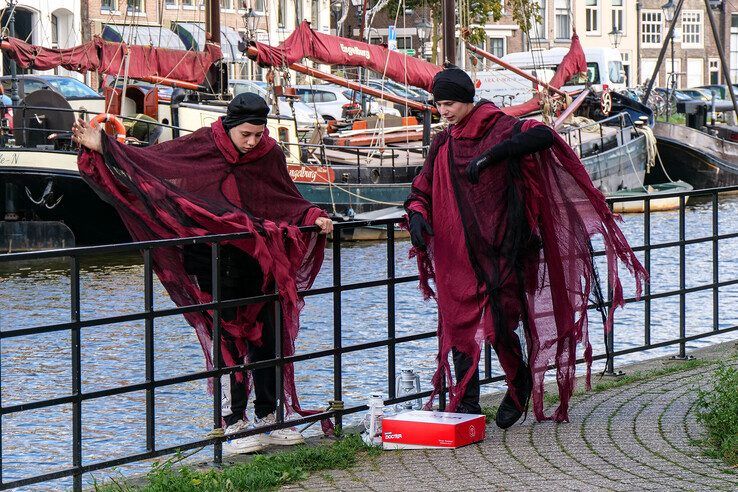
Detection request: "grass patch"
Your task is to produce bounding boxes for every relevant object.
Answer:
[94,434,380,492]
[696,364,738,467]
[544,357,710,407]
[481,406,497,423]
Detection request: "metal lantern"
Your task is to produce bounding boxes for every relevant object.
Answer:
[395,369,423,411]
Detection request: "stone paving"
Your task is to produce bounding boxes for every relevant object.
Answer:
[283,341,738,491]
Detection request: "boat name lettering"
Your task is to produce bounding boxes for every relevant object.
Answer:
[340,44,370,60]
[0,153,19,167]
[287,164,335,183]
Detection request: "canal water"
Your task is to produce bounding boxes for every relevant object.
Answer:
[2,195,738,490]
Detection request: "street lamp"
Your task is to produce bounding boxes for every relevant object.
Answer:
[608,28,623,49]
[662,0,676,119]
[350,0,364,40]
[416,18,431,60]
[245,8,260,39]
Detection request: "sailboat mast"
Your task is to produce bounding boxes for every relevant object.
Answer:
[7,0,20,106]
[206,0,221,45]
[442,0,455,64]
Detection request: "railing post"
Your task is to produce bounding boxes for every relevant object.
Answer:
[332,232,343,430]
[644,197,651,346]
[211,242,223,465]
[387,223,397,400]
[70,255,82,491]
[484,343,491,380]
[274,285,284,424]
[604,201,622,376]
[671,194,693,360]
[712,192,719,332]
[143,249,155,453]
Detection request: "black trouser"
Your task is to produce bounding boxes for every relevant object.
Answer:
[183,244,279,426]
[452,347,482,414]
[221,303,278,425]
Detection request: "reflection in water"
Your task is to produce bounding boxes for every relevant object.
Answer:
[2,196,738,489]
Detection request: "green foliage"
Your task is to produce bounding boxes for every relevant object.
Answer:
[696,364,738,466]
[481,405,498,423]
[94,434,376,492]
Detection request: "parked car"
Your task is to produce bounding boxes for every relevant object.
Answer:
[0,74,103,101]
[680,88,714,102]
[229,79,319,129]
[696,84,738,100]
[653,87,694,103]
[292,84,401,121]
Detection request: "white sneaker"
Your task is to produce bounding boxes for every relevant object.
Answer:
[222,419,265,454]
[255,413,305,446]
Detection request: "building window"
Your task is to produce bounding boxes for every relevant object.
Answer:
[641,11,662,47]
[278,0,286,27]
[220,0,232,9]
[529,0,546,40]
[728,14,738,80]
[585,0,599,34]
[101,0,117,11]
[255,0,265,12]
[709,58,719,85]
[612,0,624,34]
[554,0,570,40]
[181,0,194,6]
[489,37,504,58]
[127,0,144,13]
[397,36,412,50]
[164,0,176,7]
[681,11,702,47]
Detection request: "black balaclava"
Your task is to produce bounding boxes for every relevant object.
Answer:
[222,92,270,130]
[432,66,475,103]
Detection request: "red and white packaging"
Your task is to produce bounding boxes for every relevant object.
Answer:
[381,410,486,450]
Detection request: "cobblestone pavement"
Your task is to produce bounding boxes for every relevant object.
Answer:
[283,343,738,491]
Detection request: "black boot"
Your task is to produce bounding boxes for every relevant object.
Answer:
[495,365,532,429]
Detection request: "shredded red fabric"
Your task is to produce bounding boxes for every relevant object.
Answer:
[77,118,331,431]
[405,102,647,422]
[1,36,221,85]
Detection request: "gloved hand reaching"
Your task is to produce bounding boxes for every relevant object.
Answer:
[466,151,496,184]
[409,212,434,251]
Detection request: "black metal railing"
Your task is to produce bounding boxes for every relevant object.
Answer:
[2,185,738,490]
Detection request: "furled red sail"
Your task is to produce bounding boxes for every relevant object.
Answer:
[249,22,587,118]
[250,20,441,92]
[0,36,222,85]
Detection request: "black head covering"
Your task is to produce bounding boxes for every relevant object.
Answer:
[222,92,270,130]
[432,66,475,103]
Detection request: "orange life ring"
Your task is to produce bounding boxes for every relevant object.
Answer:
[90,113,126,143]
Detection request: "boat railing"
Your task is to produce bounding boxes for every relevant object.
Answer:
[559,112,638,158]
[2,184,738,491]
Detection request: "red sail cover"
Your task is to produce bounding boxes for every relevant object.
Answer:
[251,22,586,117]
[252,20,441,92]
[1,36,222,85]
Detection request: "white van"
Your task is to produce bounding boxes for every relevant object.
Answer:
[473,46,626,106]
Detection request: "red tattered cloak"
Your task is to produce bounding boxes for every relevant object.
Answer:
[77,118,328,427]
[406,102,647,422]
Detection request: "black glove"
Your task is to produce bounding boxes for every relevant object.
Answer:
[466,152,495,184]
[409,212,434,251]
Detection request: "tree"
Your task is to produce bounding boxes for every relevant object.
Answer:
[379,0,539,64]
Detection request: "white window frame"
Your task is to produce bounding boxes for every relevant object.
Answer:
[554,0,571,40]
[101,0,119,13]
[529,0,546,40]
[488,37,506,58]
[708,57,720,84]
[680,10,703,48]
[164,0,177,9]
[126,0,146,15]
[641,10,663,48]
[612,0,625,36]
[585,0,600,35]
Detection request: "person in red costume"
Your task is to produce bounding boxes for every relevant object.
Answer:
[72,93,333,454]
[405,67,647,429]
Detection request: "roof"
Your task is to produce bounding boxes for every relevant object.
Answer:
[102,24,187,50]
[171,22,245,62]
